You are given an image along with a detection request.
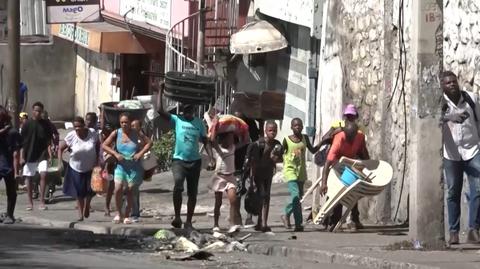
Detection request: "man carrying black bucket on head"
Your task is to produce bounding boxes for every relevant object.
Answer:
[157,86,215,231]
[319,120,369,232]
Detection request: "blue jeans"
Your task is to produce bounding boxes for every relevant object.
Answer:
[444,152,480,232]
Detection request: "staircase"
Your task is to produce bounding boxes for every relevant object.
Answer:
[165,0,238,113]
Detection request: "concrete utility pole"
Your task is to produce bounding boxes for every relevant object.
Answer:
[409,0,444,248]
[7,0,20,128]
[196,0,205,74]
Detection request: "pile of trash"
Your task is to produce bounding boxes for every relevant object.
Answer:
[141,229,251,261]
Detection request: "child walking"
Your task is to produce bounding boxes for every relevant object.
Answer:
[244,121,283,232]
[281,118,320,231]
[211,132,242,233]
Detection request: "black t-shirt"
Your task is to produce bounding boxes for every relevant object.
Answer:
[0,127,22,176]
[21,119,53,163]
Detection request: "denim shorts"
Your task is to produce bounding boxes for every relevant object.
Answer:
[172,159,202,198]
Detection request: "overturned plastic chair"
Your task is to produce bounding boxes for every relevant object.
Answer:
[313,157,393,232]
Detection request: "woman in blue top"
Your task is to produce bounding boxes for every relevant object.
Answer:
[102,113,152,224]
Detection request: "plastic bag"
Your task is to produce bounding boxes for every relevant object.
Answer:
[90,166,107,194]
[244,187,262,216]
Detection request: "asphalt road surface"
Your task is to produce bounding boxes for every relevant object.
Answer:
[0,225,364,269]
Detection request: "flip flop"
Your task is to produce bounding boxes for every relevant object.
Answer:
[123,218,132,225]
[281,215,291,229]
[113,215,122,224]
[26,206,33,211]
[38,205,48,211]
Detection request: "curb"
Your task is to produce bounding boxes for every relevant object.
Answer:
[246,244,439,269]
[19,215,438,269]
[19,215,159,236]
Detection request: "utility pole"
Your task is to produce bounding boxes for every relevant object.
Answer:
[409,0,444,248]
[7,0,20,128]
[196,0,205,75]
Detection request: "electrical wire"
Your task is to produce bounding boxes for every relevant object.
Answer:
[386,0,408,223]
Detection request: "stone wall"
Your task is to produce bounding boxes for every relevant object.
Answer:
[444,0,480,91]
[317,0,416,224]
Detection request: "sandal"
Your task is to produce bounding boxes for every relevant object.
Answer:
[112,215,122,224]
[123,217,132,225]
[38,205,48,211]
[26,206,33,211]
[281,215,291,229]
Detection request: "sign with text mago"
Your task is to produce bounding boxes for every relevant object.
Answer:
[46,0,101,24]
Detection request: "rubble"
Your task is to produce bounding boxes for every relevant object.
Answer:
[141,228,252,261]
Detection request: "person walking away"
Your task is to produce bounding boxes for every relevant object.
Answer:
[99,124,116,216]
[0,106,21,223]
[243,121,282,232]
[102,113,152,224]
[58,117,99,221]
[21,102,52,210]
[319,121,369,232]
[440,71,480,244]
[281,118,320,231]
[157,87,215,230]
[211,132,243,233]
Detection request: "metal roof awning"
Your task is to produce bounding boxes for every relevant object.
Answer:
[51,22,160,54]
[230,20,288,54]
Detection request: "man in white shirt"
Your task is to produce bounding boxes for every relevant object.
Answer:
[441,71,480,245]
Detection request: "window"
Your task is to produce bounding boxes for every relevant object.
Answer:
[0,0,51,44]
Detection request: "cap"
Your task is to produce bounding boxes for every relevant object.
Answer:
[19,112,28,118]
[343,104,358,116]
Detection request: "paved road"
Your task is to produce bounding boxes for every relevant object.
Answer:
[0,225,362,269]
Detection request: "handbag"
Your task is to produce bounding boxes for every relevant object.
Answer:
[90,166,108,194]
[141,151,158,171]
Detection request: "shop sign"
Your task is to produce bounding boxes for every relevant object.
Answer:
[58,23,90,47]
[120,0,171,30]
[46,0,101,24]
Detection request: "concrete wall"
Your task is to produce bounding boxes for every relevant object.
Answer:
[0,37,76,120]
[74,48,119,117]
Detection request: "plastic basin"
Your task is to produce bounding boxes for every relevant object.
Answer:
[101,102,149,128]
[340,166,360,186]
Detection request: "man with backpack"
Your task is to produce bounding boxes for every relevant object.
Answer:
[441,71,480,245]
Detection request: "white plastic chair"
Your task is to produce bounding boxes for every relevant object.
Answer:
[313,157,393,232]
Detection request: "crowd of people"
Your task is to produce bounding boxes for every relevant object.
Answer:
[0,85,370,233]
[1,71,476,243]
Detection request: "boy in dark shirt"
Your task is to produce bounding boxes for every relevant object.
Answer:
[21,102,53,210]
[0,106,22,223]
[244,121,282,232]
